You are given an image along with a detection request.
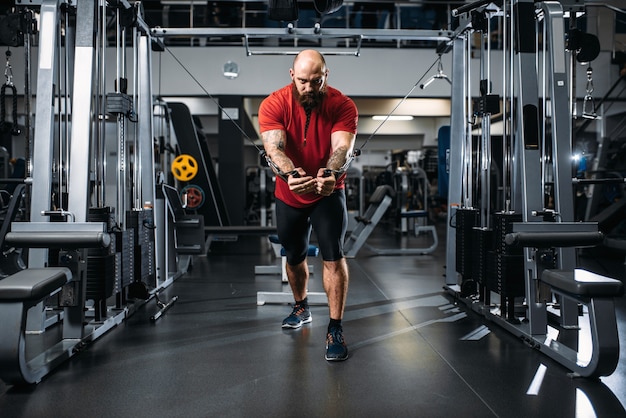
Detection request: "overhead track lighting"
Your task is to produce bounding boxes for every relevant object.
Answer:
[372,115,414,121]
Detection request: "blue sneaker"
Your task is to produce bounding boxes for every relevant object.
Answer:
[282,303,312,329]
[325,326,348,361]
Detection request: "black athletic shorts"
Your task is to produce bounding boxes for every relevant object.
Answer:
[275,189,347,264]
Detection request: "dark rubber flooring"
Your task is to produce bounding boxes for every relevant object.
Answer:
[0,223,625,418]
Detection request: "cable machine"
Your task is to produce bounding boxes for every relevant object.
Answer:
[0,0,186,385]
[445,0,623,378]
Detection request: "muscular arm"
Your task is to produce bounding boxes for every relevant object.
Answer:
[261,129,295,174]
[262,128,316,193]
[315,130,356,196]
[326,130,356,172]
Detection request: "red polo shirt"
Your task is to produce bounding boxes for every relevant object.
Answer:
[258,84,358,208]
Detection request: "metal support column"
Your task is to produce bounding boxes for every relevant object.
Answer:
[137,31,159,282]
[445,36,467,286]
[511,0,546,335]
[25,0,60,333]
[541,1,578,327]
[67,0,96,222]
[28,0,60,267]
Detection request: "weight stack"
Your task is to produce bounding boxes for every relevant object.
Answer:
[115,229,135,289]
[86,253,118,301]
[87,207,118,301]
[487,251,525,297]
[492,212,523,255]
[455,208,479,278]
[142,208,155,287]
[488,212,524,297]
[126,209,155,286]
[471,227,493,287]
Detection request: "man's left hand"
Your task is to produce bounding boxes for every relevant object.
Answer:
[315,168,336,196]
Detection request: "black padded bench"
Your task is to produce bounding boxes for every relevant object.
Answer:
[5,222,111,249]
[344,186,395,257]
[540,268,624,378]
[400,210,429,218]
[541,269,624,299]
[345,185,437,257]
[204,225,278,248]
[353,185,395,225]
[499,222,623,377]
[0,267,73,385]
[0,268,71,301]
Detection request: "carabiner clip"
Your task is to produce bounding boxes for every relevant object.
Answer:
[4,50,13,86]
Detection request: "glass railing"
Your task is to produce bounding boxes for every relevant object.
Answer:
[144,1,625,54]
[145,1,465,47]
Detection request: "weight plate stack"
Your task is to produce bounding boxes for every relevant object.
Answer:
[87,207,118,301]
[455,207,479,278]
[126,210,154,285]
[115,229,135,289]
[488,251,525,297]
[472,226,493,287]
[489,212,524,297]
[86,254,118,301]
[493,212,523,255]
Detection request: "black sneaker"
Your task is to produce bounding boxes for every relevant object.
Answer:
[325,326,348,361]
[282,304,312,329]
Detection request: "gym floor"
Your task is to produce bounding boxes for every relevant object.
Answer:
[0,222,625,418]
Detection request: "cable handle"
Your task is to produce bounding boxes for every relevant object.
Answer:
[0,83,20,135]
[262,151,301,182]
[582,66,597,119]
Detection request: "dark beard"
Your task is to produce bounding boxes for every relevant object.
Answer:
[293,83,324,114]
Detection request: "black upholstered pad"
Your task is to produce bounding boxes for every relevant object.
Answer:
[541,269,624,298]
[0,268,72,301]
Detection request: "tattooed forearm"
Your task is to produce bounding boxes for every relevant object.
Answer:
[262,130,294,172]
[326,146,348,171]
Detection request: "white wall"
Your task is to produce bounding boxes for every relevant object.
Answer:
[5,42,622,100]
[149,46,622,102]
[150,46,456,98]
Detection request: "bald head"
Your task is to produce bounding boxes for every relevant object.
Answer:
[293,49,327,73]
[290,50,328,112]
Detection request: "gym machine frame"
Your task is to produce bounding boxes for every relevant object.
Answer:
[444,0,623,378]
[0,0,185,385]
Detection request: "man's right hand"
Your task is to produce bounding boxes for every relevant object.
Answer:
[288,168,316,195]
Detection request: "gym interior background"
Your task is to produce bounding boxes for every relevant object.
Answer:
[0,0,625,416]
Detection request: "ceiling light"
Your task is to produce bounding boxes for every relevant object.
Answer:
[372,115,414,121]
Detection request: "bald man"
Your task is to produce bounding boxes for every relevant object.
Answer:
[258,50,358,361]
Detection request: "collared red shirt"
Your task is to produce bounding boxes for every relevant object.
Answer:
[258,84,358,208]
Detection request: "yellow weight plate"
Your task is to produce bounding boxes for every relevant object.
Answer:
[171,154,198,181]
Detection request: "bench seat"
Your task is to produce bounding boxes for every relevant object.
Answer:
[541,269,624,298]
[0,268,72,301]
